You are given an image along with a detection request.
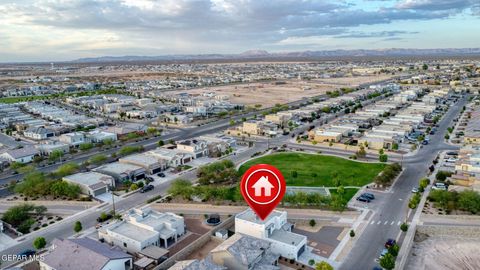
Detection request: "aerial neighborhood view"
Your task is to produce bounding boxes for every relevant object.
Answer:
[1,1,480,270]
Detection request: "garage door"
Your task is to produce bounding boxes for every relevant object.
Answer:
[135,174,145,180]
[152,167,162,174]
[93,187,107,196]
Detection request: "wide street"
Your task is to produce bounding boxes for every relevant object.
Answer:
[340,95,466,270]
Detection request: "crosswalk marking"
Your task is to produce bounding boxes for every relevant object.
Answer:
[369,220,404,226]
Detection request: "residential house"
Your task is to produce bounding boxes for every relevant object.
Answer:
[23,126,55,140]
[119,153,167,174]
[59,132,90,147]
[176,139,209,158]
[235,209,307,261]
[209,234,280,270]
[94,162,146,183]
[0,148,39,164]
[39,237,133,270]
[63,172,115,197]
[99,207,185,253]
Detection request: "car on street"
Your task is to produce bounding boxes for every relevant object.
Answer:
[157,172,166,177]
[362,193,375,200]
[145,176,154,182]
[140,184,154,193]
[412,187,419,193]
[385,239,396,248]
[379,248,388,259]
[17,250,36,257]
[356,196,371,203]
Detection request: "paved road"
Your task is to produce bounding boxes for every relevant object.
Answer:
[340,95,466,270]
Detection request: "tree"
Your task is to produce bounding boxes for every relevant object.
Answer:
[33,237,47,250]
[229,120,235,126]
[89,154,107,165]
[444,134,450,140]
[2,203,36,227]
[74,221,82,233]
[379,148,384,155]
[55,162,80,178]
[400,223,409,232]
[422,63,428,70]
[392,143,399,150]
[315,261,334,270]
[48,150,64,162]
[350,229,355,237]
[158,140,164,147]
[379,253,396,270]
[130,183,139,191]
[147,127,157,135]
[388,244,400,257]
[10,161,24,171]
[379,154,388,163]
[79,142,94,151]
[356,145,366,158]
[436,171,452,181]
[309,219,316,227]
[17,165,35,175]
[419,178,430,192]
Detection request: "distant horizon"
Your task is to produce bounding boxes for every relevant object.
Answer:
[1,0,479,62]
[3,47,480,64]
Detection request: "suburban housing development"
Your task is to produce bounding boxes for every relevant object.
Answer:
[1,1,480,270]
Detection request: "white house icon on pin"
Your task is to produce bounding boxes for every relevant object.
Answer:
[252,176,274,196]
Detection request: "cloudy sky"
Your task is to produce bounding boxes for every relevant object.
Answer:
[1,0,479,62]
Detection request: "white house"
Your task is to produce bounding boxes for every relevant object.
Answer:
[63,172,115,197]
[0,148,39,164]
[235,209,307,261]
[99,207,185,254]
[176,139,209,158]
[58,132,90,147]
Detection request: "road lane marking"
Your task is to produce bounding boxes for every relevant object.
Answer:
[371,220,375,225]
[377,221,382,225]
[384,221,388,225]
[397,221,402,225]
[391,221,395,225]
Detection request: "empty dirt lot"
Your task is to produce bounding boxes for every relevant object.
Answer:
[406,234,480,270]
[167,75,392,108]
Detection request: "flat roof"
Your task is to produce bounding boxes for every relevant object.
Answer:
[119,153,161,166]
[95,162,144,174]
[63,172,113,186]
[269,230,305,246]
[236,209,283,225]
[109,222,157,242]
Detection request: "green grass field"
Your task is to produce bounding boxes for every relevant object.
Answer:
[239,152,385,187]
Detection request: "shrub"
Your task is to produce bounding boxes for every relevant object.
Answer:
[350,229,355,237]
[33,237,47,249]
[309,219,316,227]
[400,223,409,232]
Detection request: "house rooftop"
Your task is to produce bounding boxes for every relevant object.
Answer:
[63,172,113,187]
[42,238,131,270]
[235,209,283,225]
[269,230,306,246]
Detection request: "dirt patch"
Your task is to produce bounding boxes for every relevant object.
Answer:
[186,238,223,260]
[407,235,480,270]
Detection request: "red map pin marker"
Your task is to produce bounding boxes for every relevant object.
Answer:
[240,164,286,220]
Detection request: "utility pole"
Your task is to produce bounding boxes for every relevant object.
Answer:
[111,187,116,216]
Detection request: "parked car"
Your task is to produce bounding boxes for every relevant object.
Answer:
[362,193,375,200]
[385,239,396,248]
[356,196,371,203]
[412,187,419,193]
[157,172,166,177]
[145,176,154,182]
[18,249,36,257]
[422,140,429,145]
[140,184,154,193]
[379,248,389,259]
[447,151,458,156]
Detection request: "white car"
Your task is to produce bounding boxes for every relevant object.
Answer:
[412,187,419,193]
